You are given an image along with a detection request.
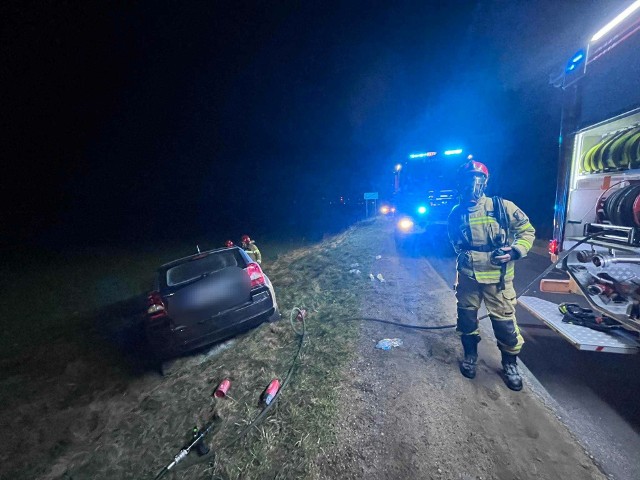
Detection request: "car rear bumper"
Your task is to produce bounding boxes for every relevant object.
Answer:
[146,289,275,359]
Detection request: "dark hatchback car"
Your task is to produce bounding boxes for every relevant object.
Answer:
[145,246,279,360]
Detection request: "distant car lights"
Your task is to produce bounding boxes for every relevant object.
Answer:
[444,149,463,155]
[380,205,396,215]
[398,218,414,231]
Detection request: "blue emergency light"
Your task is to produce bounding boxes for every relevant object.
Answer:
[565,49,585,73]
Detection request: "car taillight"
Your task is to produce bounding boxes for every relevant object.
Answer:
[245,262,266,288]
[147,291,167,319]
[549,239,559,256]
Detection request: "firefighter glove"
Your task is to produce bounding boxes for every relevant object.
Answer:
[491,246,519,264]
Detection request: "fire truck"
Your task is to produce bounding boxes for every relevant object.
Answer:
[391,151,462,254]
[520,1,640,354]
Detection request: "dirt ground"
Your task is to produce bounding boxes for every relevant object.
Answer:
[0,220,610,479]
[319,231,607,480]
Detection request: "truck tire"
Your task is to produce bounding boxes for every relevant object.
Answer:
[395,234,418,256]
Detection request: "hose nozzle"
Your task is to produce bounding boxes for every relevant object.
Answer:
[592,254,640,268]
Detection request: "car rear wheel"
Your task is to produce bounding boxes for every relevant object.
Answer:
[267,307,281,323]
[159,357,180,377]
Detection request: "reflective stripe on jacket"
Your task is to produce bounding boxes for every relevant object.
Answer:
[244,242,262,264]
[448,195,535,284]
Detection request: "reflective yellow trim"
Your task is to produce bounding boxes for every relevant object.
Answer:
[515,238,532,250]
[468,216,499,225]
[474,273,505,279]
[475,265,515,279]
[515,222,532,232]
[457,330,480,336]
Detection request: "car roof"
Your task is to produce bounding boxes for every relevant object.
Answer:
[159,247,241,270]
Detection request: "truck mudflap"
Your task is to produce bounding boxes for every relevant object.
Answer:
[519,296,640,353]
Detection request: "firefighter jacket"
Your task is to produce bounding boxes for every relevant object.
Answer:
[243,241,262,264]
[448,195,535,284]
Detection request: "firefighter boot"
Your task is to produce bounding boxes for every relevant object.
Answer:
[459,335,479,379]
[501,352,523,391]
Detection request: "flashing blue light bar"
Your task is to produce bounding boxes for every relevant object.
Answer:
[417,206,427,215]
[444,149,463,155]
[565,49,585,73]
[409,152,437,159]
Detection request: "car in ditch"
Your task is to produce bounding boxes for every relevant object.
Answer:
[144,246,280,360]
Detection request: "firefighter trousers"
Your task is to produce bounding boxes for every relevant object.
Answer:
[455,273,524,355]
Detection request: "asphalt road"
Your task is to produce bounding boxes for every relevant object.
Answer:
[425,249,640,480]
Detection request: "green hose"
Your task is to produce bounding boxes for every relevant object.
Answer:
[155,232,607,478]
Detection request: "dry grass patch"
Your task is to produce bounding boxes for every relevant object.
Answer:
[36,219,389,480]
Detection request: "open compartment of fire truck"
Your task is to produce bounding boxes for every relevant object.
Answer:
[523,2,640,353]
[530,110,640,352]
[566,109,640,244]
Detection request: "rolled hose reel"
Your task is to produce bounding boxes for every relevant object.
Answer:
[599,184,640,227]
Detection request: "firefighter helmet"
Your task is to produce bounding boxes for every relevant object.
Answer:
[457,160,489,178]
[457,160,489,201]
[225,240,234,248]
[241,234,251,245]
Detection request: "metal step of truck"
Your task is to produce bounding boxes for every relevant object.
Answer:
[518,296,640,354]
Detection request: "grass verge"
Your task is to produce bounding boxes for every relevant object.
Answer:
[0,219,390,480]
[144,219,387,480]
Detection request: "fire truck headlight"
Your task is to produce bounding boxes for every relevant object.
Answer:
[398,218,414,232]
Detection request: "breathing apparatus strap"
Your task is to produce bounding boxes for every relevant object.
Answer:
[493,196,509,291]
[558,303,622,332]
[460,244,494,253]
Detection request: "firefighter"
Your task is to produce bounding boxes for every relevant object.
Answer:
[447,160,535,391]
[225,240,234,248]
[241,234,262,264]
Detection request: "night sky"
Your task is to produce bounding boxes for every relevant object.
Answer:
[1,0,626,247]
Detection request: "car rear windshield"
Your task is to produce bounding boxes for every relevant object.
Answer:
[166,251,243,287]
